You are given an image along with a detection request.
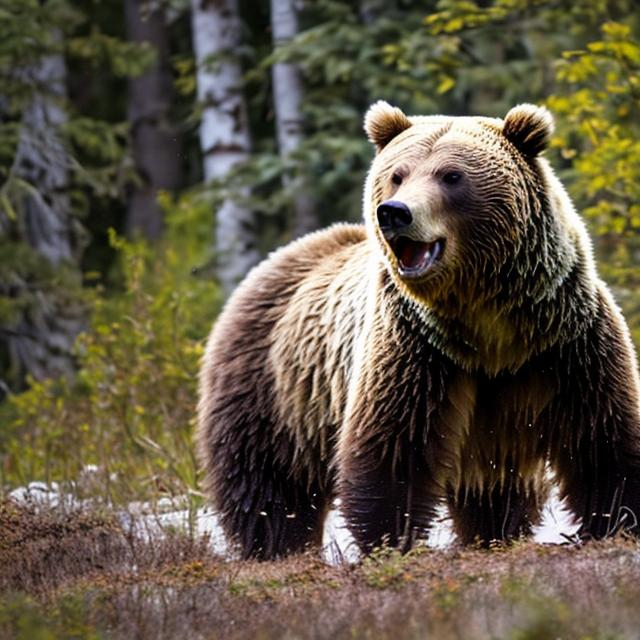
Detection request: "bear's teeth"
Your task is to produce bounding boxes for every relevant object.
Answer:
[396,237,431,270]
[429,239,443,265]
[393,237,445,276]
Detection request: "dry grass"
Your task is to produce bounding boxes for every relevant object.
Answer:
[2,498,640,639]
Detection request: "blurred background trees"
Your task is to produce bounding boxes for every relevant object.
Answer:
[0,0,638,502]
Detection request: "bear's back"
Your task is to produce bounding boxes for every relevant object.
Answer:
[268,224,373,469]
[198,223,370,482]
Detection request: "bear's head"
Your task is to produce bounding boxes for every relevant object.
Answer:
[363,101,585,324]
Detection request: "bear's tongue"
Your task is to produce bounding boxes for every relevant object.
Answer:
[394,236,436,271]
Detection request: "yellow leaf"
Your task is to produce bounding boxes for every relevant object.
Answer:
[437,76,455,94]
[0,193,17,220]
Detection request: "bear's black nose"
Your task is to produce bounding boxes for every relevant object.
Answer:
[376,200,413,234]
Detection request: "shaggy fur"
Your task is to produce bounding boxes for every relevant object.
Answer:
[198,102,640,558]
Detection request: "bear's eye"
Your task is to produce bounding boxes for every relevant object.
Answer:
[391,172,403,186]
[442,171,463,185]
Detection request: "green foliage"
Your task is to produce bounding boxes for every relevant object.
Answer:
[548,21,640,234]
[501,578,583,640]
[0,0,153,209]
[67,29,156,78]
[0,592,101,640]
[0,0,157,392]
[1,196,221,505]
[361,545,428,589]
[547,19,640,342]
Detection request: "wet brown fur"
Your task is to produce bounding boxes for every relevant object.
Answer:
[198,102,640,558]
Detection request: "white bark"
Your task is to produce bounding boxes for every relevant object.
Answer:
[270,0,317,236]
[190,0,259,295]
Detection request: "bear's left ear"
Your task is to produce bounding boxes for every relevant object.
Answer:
[502,104,554,157]
[364,101,412,152]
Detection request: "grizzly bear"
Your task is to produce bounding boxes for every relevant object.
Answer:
[197,101,640,559]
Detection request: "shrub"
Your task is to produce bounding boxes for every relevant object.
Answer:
[0,193,221,509]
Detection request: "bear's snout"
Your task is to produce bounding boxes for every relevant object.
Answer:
[377,200,412,237]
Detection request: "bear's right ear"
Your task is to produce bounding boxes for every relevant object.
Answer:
[364,101,412,152]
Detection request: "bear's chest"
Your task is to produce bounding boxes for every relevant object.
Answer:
[437,366,557,494]
[419,302,540,376]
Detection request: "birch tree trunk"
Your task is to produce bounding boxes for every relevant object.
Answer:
[3,48,84,387]
[190,0,259,295]
[124,0,182,240]
[270,0,317,237]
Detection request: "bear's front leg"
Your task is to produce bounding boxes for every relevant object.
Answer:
[337,318,454,552]
[447,475,545,546]
[550,291,640,538]
[339,427,437,553]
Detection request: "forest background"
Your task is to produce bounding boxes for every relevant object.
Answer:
[1,0,639,514]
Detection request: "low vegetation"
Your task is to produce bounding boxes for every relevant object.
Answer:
[2,499,640,639]
[1,216,219,509]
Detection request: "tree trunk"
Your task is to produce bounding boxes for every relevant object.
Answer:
[3,48,85,389]
[190,0,259,295]
[270,0,317,237]
[124,0,182,240]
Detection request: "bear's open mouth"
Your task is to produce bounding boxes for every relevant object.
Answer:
[390,236,445,278]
